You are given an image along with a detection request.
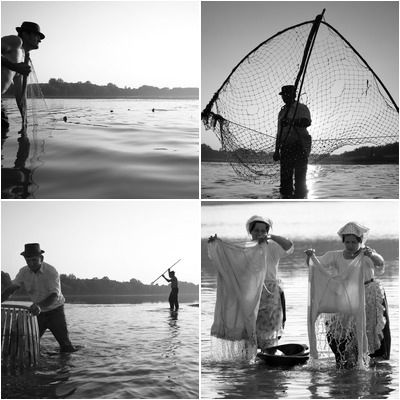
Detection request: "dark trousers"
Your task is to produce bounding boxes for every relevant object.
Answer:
[37,305,74,351]
[280,143,308,199]
[169,288,179,311]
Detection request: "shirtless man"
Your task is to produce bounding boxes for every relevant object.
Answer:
[162,269,179,311]
[1,22,45,133]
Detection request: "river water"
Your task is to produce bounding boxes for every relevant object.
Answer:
[1,98,199,199]
[201,162,399,199]
[1,301,199,398]
[201,201,398,398]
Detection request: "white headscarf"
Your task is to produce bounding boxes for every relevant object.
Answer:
[245,215,273,234]
[337,221,369,244]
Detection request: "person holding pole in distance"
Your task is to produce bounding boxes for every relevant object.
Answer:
[151,259,181,312]
[162,269,179,312]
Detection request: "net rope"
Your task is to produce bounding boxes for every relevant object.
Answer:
[202,20,399,182]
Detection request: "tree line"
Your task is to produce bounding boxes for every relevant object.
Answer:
[201,142,399,164]
[4,78,199,99]
[1,271,198,297]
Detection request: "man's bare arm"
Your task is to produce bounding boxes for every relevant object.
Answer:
[1,56,31,75]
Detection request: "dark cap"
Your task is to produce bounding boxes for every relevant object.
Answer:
[279,85,296,96]
[16,22,45,39]
[20,243,45,257]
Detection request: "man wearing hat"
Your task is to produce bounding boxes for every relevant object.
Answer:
[1,22,45,133]
[273,85,312,199]
[1,243,77,353]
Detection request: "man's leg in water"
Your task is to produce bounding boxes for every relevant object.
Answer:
[1,102,10,133]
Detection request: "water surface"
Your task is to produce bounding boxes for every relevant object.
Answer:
[2,301,199,398]
[202,162,399,199]
[1,98,199,199]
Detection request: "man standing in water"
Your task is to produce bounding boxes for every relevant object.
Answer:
[1,22,45,133]
[1,243,77,353]
[273,85,312,199]
[162,269,179,311]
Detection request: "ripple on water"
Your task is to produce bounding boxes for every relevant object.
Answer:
[1,98,199,199]
[201,162,398,199]
[1,303,199,399]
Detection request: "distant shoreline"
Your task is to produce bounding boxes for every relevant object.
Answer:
[7,293,199,304]
[3,95,198,100]
[201,159,398,165]
[201,143,399,165]
[4,79,199,100]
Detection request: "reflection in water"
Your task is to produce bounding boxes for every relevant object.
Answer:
[202,162,399,199]
[1,132,34,198]
[162,311,181,359]
[2,98,199,199]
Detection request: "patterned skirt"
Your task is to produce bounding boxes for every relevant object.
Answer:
[326,279,391,367]
[256,280,285,351]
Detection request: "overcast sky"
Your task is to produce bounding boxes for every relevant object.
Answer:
[1,200,200,285]
[202,1,399,149]
[1,1,200,88]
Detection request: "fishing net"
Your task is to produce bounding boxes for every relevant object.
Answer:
[314,314,362,368]
[308,255,369,369]
[2,58,58,198]
[26,61,58,131]
[209,336,257,362]
[207,239,268,361]
[202,19,399,182]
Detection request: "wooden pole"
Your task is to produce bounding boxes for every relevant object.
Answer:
[151,259,182,285]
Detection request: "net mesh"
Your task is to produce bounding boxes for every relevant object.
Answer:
[26,61,57,131]
[1,60,58,199]
[314,313,366,369]
[202,20,398,182]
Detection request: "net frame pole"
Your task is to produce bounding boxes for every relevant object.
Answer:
[321,21,398,112]
[280,9,326,149]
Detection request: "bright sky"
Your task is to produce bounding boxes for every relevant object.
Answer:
[1,0,200,88]
[202,1,399,149]
[1,200,200,285]
[201,200,399,241]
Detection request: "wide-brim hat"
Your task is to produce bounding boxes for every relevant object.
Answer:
[21,243,45,257]
[16,22,45,39]
[337,222,369,243]
[246,215,273,234]
[279,85,296,96]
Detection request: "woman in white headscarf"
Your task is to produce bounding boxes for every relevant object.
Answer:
[245,216,294,351]
[305,221,391,368]
[208,215,293,359]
